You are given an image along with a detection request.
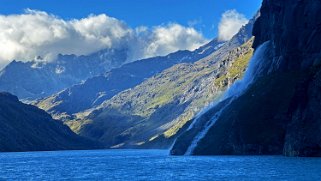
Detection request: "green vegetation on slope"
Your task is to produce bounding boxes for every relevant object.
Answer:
[214,46,254,89]
[164,39,254,138]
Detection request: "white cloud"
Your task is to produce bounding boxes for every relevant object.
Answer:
[128,23,207,61]
[0,9,208,68]
[218,10,248,41]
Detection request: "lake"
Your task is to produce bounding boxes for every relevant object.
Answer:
[1,149,321,180]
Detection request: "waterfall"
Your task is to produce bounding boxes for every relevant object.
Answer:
[184,98,234,155]
[223,41,270,99]
[184,41,270,155]
[168,136,179,154]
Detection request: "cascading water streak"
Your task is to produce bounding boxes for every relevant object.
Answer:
[184,41,270,155]
[184,98,235,155]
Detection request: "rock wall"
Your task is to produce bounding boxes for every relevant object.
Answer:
[171,0,321,157]
[253,0,321,72]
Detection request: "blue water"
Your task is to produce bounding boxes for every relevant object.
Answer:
[1,149,321,180]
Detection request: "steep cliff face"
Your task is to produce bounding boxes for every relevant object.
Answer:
[253,0,321,156]
[252,0,321,72]
[171,0,321,157]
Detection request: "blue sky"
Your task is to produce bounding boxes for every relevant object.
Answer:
[0,0,262,39]
[0,0,262,67]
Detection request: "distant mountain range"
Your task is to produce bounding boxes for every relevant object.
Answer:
[0,48,128,100]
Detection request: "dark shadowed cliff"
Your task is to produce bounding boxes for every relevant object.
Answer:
[171,0,321,157]
[0,92,101,152]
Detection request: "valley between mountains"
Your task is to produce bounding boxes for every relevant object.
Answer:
[35,18,255,149]
[1,0,321,157]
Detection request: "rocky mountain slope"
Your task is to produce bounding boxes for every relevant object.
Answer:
[36,39,226,118]
[0,48,128,100]
[0,92,101,152]
[67,39,254,148]
[171,0,321,157]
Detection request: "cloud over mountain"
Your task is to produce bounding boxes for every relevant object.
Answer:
[0,9,208,68]
[128,23,207,61]
[218,10,248,41]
